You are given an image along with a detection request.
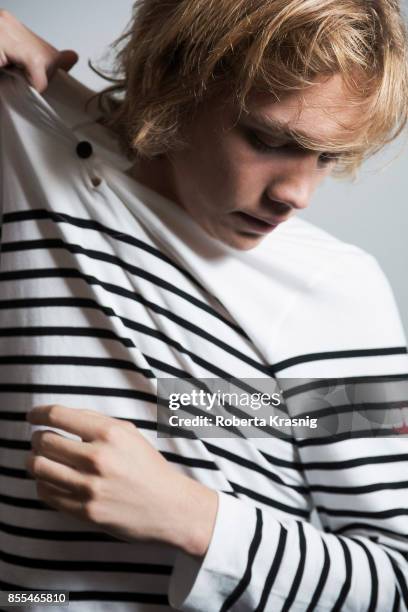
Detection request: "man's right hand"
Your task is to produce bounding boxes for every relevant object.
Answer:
[0,9,78,93]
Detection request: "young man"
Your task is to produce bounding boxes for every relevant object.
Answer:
[0,1,407,611]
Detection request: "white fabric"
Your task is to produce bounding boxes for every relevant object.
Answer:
[0,66,407,611]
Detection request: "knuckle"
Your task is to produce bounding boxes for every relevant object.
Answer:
[121,419,135,432]
[47,404,62,425]
[0,9,13,21]
[30,454,43,474]
[100,423,123,444]
[83,476,102,500]
[87,447,105,473]
[26,52,48,73]
[83,499,101,522]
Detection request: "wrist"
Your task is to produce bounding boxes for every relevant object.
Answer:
[167,474,218,557]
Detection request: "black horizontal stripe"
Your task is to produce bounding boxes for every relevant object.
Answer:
[135,302,268,374]
[300,453,408,471]
[220,507,263,611]
[0,383,157,402]
[0,268,269,378]
[0,579,168,605]
[143,355,275,423]
[282,374,408,400]
[0,464,27,479]
[295,427,401,447]
[0,447,215,477]
[0,265,267,375]
[0,452,218,480]
[273,347,408,372]
[4,238,264,370]
[2,233,247,338]
[0,355,154,378]
[203,441,308,494]
[134,358,262,438]
[0,412,196,441]
[2,207,214,304]
[0,321,270,424]
[0,492,48,510]
[0,412,156,429]
[0,548,172,574]
[317,505,408,519]
[143,353,203,379]
[0,296,118,313]
[0,325,135,348]
[0,437,28,450]
[309,479,408,495]
[230,481,310,519]
[161,451,219,470]
[0,520,118,542]
[259,448,303,471]
[295,399,408,421]
[332,522,408,540]
[0,412,27,421]
[144,346,268,390]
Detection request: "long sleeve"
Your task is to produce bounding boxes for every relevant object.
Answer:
[169,443,408,612]
[168,250,408,611]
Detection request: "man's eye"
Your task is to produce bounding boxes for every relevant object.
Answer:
[318,152,340,165]
[247,131,284,153]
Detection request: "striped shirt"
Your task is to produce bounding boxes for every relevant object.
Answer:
[0,66,407,611]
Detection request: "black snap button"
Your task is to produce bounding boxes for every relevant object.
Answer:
[91,177,102,188]
[76,141,93,159]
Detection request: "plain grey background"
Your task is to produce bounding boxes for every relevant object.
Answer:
[4,0,408,338]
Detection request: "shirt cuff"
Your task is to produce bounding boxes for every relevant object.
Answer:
[168,491,257,611]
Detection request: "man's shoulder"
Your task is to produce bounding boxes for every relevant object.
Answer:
[260,214,378,287]
[276,215,370,260]
[266,217,406,357]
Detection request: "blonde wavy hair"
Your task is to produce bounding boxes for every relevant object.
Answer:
[88,0,408,178]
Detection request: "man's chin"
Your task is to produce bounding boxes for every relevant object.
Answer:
[220,230,265,251]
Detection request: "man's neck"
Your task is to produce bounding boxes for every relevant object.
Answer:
[125,155,180,208]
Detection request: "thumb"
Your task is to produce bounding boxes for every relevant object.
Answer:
[55,49,79,73]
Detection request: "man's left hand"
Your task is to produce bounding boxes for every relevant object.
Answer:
[26,404,217,557]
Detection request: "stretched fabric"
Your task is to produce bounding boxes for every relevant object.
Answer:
[0,67,407,611]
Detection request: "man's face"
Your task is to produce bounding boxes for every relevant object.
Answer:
[146,74,363,250]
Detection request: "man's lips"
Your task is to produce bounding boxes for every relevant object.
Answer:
[232,211,288,234]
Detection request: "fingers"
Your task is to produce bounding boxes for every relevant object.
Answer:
[24,58,50,94]
[0,10,79,93]
[56,49,79,73]
[26,49,79,93]
[36,479,86,518]
[30,428,91,470]
[27,405,109,442]
[26,451,88,496]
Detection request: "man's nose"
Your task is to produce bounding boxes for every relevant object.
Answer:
[265,153,322,212]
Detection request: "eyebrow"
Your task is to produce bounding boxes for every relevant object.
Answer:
[244,111,328,149]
